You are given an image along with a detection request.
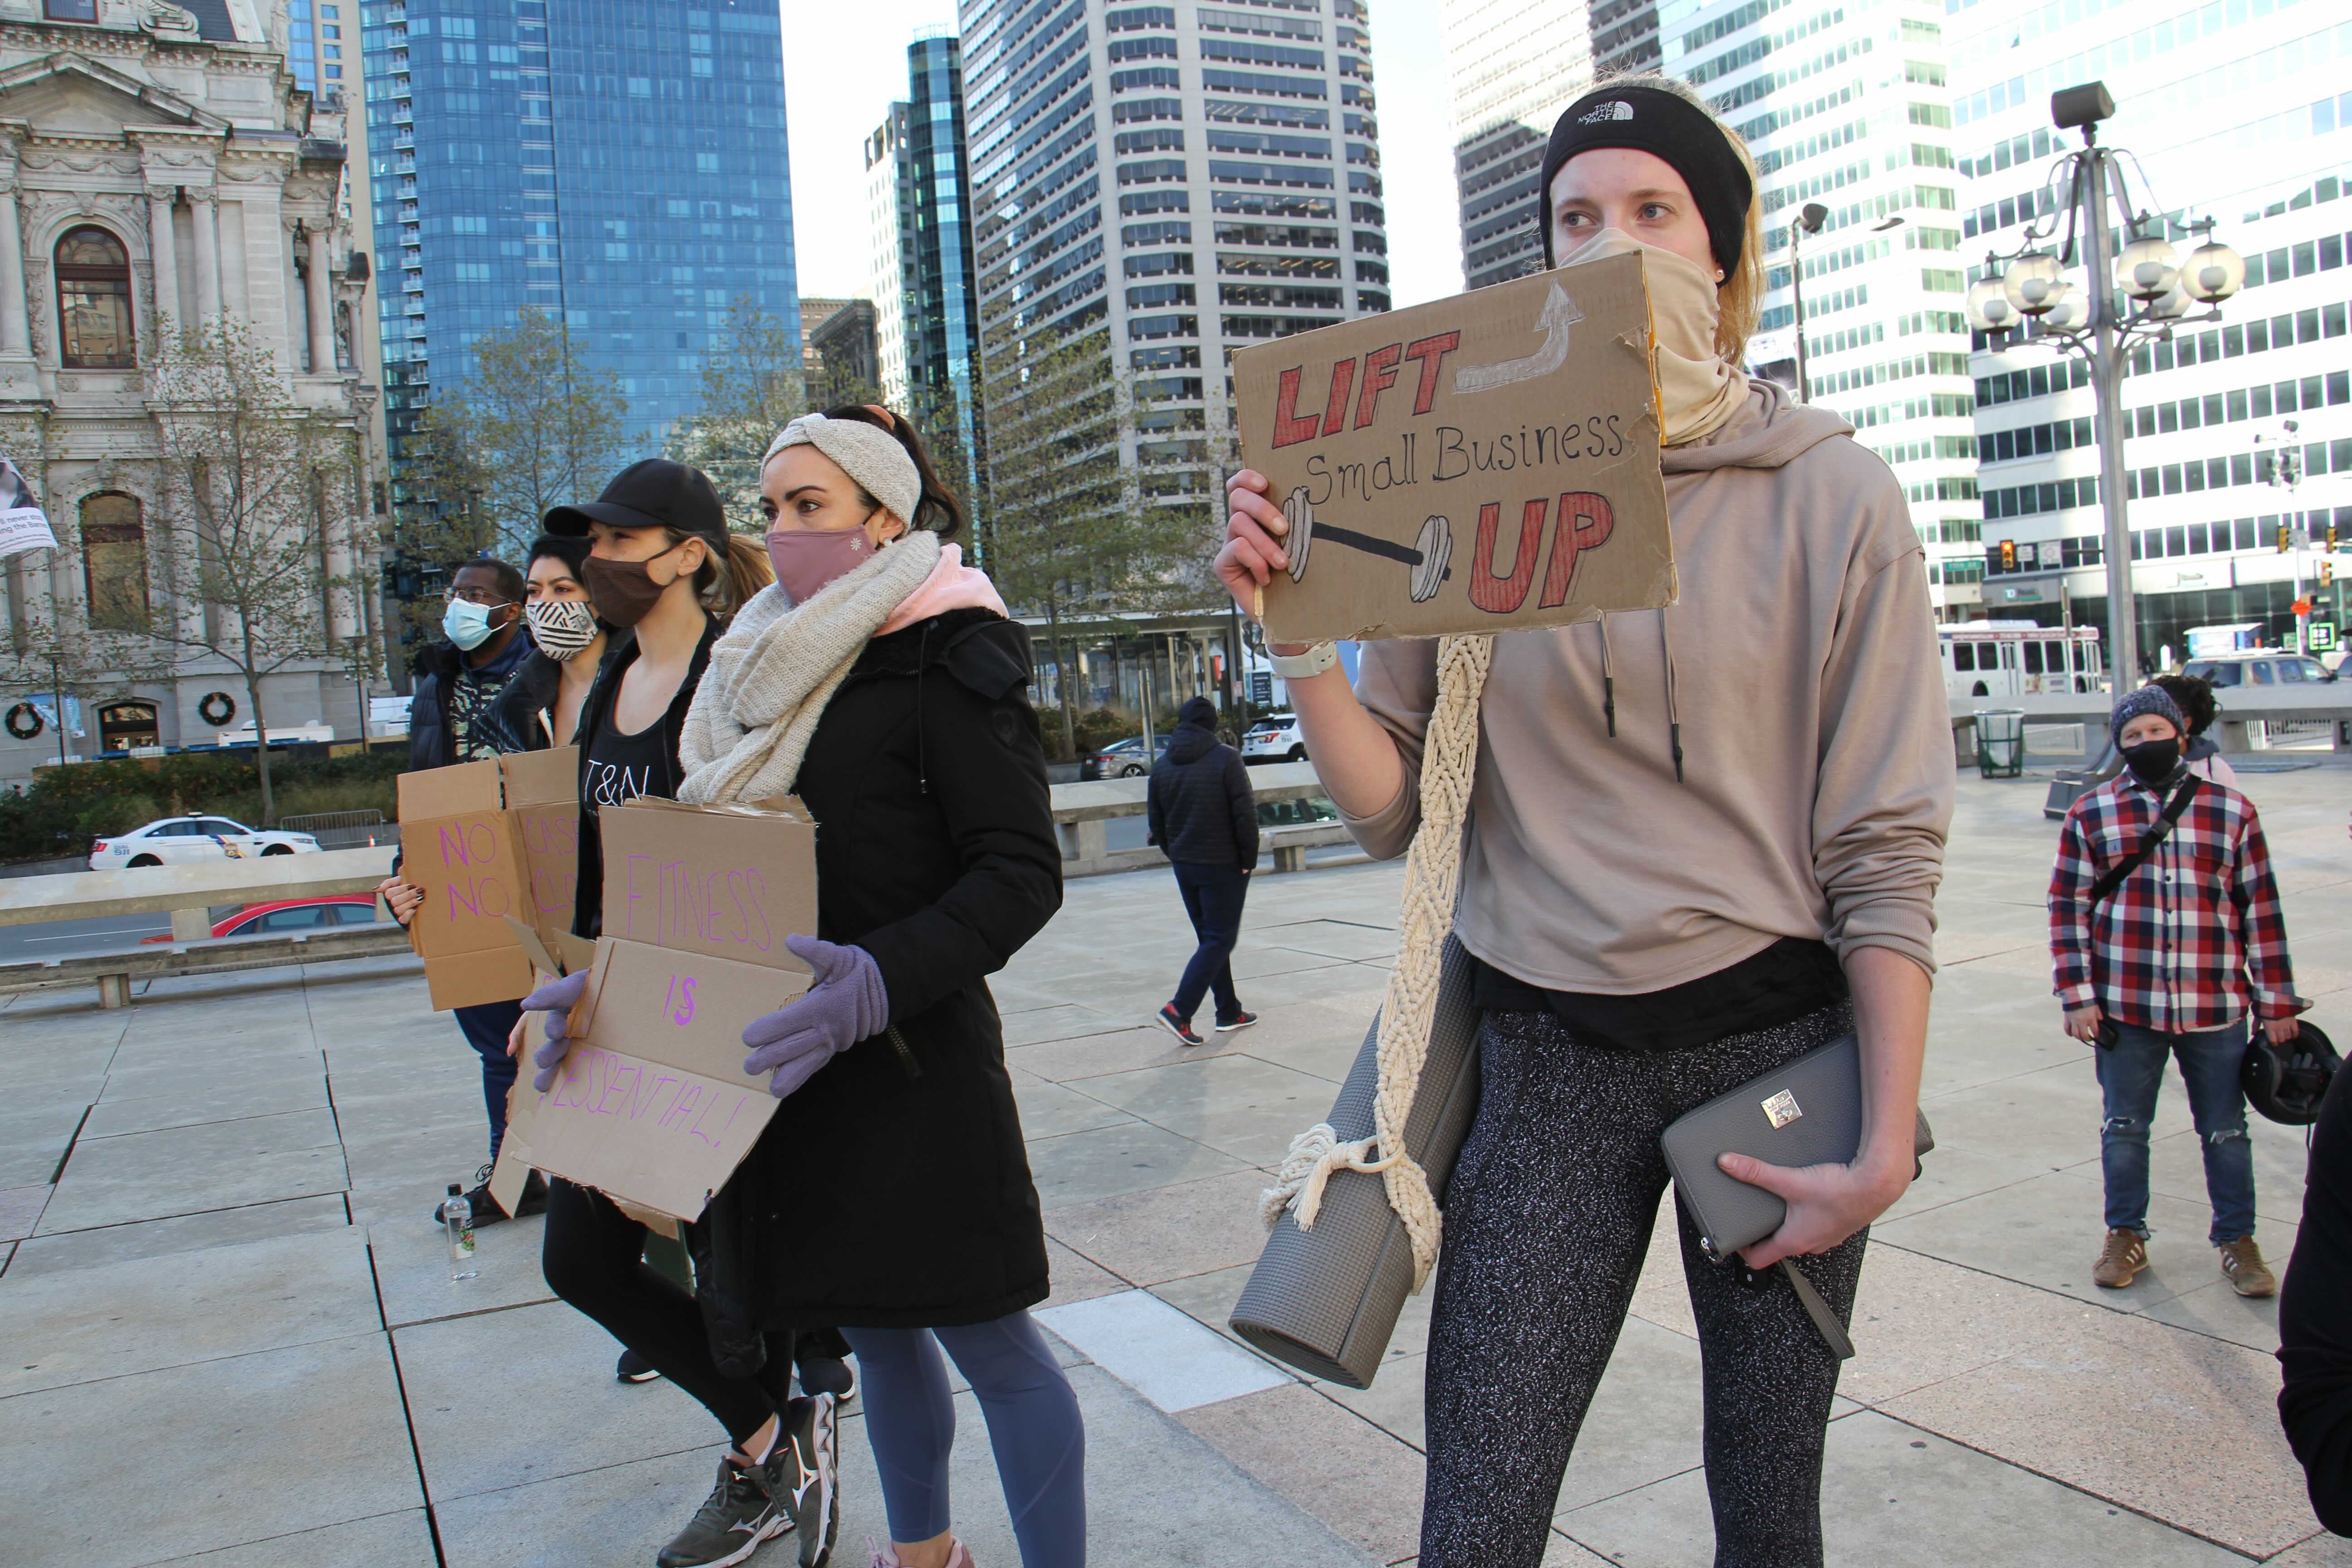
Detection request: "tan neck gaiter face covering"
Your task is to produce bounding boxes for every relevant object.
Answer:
[1567,228,1748,447]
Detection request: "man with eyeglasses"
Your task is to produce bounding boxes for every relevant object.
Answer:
[409,557,530,770]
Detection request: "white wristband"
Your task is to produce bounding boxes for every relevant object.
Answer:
[1267,641,1339,681]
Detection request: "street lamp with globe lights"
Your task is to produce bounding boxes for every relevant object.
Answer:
[1788,201,1828,402]
[1963,80,2244,696]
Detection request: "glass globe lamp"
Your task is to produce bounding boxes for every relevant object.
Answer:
[2002,250,2064,316]
[2115,234,2178,302]
[1966,274,2017,332]
[2180,238,2244,302]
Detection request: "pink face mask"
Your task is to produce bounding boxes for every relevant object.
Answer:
[766,527,875,604]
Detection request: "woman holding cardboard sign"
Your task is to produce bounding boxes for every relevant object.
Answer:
[688,406,1079,1568]
[1217,77,1952,1568]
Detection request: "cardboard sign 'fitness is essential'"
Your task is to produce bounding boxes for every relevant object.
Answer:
[1234,247,1676,643]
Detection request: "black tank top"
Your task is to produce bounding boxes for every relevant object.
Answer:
[1470,937,1848,1054]
[581,708,675,826]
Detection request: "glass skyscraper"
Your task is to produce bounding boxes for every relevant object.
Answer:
[902,32,986,502]
[359,0,799,455]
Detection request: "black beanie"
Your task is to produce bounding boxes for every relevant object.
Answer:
[1536,83,1754,276]
[1178,696,1218,730]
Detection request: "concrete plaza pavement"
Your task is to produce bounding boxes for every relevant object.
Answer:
[2,765,2350,1567]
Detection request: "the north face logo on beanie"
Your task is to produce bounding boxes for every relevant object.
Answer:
[1580,100,1635,123]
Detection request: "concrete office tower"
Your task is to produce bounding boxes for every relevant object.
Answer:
[960,0,1393,515]
[358,0,799,456]
[1442,0,1663,292]
[1955,0,2352,660]
[1661,0,1981,620]
[866,103,911,408]
[1444,0,1595,290]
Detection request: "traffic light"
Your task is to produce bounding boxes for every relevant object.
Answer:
[1999,538,2017,571]
[2278,523,2292,553]
[2324,561,2336,587]
[2331,522,2341,553]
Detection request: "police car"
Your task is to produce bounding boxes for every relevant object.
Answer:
[89,816,322,869]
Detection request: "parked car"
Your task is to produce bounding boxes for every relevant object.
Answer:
[1241,713,1308,764]
[139,896,387,944]
[1079,734,1173,780]
[2181,652,2337,688]
[89,816,323,869]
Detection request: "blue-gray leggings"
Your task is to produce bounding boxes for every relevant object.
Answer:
[843,1314,1087,1567]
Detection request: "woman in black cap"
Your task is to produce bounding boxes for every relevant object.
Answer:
[506,458,859,1568]
[1217,74,1952,1568]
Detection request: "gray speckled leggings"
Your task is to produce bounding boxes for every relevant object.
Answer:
[1419,1003,1868,1568]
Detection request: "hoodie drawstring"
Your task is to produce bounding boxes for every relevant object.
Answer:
[1595,616,1617,739]
[1658,608,1685,784]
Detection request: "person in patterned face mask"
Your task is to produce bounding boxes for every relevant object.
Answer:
[488,533,612,750]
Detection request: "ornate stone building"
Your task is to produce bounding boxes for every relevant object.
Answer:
[0,0,379,788]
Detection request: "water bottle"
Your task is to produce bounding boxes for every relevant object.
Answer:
[443,1182,478,1281]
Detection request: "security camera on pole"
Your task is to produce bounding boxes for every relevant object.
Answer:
[1963,80,2246,698]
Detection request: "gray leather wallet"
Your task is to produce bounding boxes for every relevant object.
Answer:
[1661,1032,1935,1265]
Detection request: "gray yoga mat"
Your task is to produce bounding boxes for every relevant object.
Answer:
[1229,933,1483,1389]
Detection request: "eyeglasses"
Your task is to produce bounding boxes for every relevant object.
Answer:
[444,587,514,608]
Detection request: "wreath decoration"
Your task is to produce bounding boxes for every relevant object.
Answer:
[197,691,237,726]
[4,701,41,740]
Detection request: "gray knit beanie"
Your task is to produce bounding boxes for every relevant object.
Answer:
[2111,685,2186,749]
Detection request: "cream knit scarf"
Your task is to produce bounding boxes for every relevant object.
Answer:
[676,531,942,805]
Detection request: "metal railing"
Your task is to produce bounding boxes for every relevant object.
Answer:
[279,809,399,848]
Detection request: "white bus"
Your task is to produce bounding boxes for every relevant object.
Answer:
[1940,621,2105,697]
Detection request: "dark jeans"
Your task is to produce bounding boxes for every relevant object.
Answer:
[454,999,523,1164]
[1170,860,1248,1023]
[541,1178,793,1445]
[2097,1020,2257,1245]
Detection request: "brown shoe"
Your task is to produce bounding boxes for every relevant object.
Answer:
[2092,1227,2147,1288]
[2219,1236,2277,1297]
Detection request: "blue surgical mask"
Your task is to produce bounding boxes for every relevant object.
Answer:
[442,598,500,651]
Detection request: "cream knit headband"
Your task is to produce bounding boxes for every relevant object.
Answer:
[763,413,922,527]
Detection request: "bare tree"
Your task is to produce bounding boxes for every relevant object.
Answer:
[666,296,808,533]
[399,308,627,564]
[141,318,367,822]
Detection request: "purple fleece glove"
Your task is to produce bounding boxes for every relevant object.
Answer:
[741,935,891,1099]
[519,970,589,1093]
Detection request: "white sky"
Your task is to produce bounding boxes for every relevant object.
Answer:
[782,0,1463,309]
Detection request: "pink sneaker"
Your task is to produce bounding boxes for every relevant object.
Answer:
[866,1539,975,1568]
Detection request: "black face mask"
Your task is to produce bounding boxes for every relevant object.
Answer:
[2121,737,2181,786]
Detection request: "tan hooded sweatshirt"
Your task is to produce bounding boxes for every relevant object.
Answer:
[1342,377,1955,993]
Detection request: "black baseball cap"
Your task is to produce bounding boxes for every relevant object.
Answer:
[543,458,728,549]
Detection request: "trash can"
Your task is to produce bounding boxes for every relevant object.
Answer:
[1975,708,2025,779]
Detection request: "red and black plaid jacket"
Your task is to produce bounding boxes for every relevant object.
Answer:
[2048,769,2303,1031]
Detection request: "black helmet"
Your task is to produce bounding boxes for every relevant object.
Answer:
[2243,1019,2340,1126]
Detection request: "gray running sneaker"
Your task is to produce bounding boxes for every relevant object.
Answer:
[655,1456,787,1568]
[760,1393,839,1568]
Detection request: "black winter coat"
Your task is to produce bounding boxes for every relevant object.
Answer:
[2279,1063,2352,1535]
[1147,720,1259,868]
[700,607,1063,1346]
[408,629,534,771]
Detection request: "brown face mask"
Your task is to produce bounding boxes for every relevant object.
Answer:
[581,541,684,627]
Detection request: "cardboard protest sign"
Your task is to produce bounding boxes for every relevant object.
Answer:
[1233,247,1675,642]
[395,747,580,1010]
[512,796,822,1221]
[598,796,819,974]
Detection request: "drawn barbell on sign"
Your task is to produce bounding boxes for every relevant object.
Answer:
[1283,488,1453,603]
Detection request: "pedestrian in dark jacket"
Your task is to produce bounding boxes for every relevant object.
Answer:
[1149,695,1260,1046]
[549,405,1080,1568]
[406,556,532,770]
[2279,1061,2352,1536]
[381,554,538,1228]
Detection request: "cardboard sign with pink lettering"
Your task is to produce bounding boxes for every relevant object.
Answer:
[1231,247,1676,643]
[511,796,820,1220]
[395,747,580,1010]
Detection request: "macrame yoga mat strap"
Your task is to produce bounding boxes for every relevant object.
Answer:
[1230,635,1493,1390]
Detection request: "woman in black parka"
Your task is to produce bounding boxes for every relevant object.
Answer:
[532,405,1080,1568]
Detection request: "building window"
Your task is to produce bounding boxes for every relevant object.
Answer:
[80,493,147,630]
[55,227,135,368]
[44,0,98,21]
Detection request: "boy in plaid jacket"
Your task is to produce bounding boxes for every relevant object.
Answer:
[2049,685,2304,1296]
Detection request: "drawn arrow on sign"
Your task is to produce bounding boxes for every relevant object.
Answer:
[1450,282,1585,395]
